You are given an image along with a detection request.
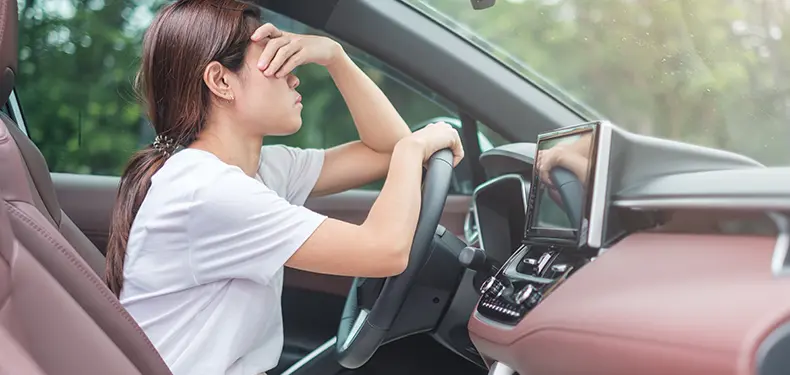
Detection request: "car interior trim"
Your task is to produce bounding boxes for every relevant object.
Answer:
[280,336,337,375]
[756,321,790,375]
[463,204,480,246]
[614,197,790,211]
[586,121,612,248]
[7,91,24,135]
[471,173,529,252]
[487,361,515,375]
[769,213,790,277]
[340,309,369,351]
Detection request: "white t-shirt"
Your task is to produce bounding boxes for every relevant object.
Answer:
[119,146,327,375]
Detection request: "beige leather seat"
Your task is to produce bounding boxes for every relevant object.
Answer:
[0,0,171,373]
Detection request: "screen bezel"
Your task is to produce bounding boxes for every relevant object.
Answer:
[524,122,601,242]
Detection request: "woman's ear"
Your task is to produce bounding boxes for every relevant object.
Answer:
[203,61,235,102]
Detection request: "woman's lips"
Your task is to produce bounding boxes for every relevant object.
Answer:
[295,94,302,104]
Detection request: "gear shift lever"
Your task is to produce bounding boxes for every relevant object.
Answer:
[458,246,509,293]
[458,246,498,274]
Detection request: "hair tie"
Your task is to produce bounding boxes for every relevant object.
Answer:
[152,134,179,157]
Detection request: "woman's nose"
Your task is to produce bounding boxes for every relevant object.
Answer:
[286,74,300,89]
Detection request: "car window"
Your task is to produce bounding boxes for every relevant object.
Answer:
[404,0,790,166]
[16,1,495,193]
[259,10,454,149]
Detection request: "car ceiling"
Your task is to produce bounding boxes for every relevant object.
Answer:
[259,0,586,143]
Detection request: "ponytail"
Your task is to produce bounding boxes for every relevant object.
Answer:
[105,147,167,297]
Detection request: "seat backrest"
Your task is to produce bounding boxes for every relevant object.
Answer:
[0,0,171,373]
[0,326,46,375]
[3,117,106,274]
[0,195,143,374]
[0,134,172,374]
[0,0,104,275]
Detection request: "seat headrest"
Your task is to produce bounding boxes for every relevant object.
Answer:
[0,0,17,105]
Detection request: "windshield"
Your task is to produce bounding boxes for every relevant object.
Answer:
[404,0,790,166]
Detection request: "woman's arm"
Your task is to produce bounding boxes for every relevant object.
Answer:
[567,132,593,156]
[253,27,412,197]
[327,52,411,153]
[310,50,412,197]
[286,139,423,276]
[555,151,590,186]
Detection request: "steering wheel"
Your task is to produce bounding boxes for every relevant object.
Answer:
[335,149,455,369]
[549,166,585,228]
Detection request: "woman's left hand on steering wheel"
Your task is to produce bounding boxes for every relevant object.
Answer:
[250,23,343,78]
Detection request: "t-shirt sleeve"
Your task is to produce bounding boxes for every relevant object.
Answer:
[188,168,327,285]
[259,145,325,205]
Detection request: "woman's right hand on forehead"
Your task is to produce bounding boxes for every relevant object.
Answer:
[250,23,343,77]
[403,122,465,167]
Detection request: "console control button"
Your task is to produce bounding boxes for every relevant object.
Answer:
[514,284,543,309]
[536,252,554,274]
[520,257,538,275]
[514,284,536,304]
[480,276,497,294]
[551,264,569,273]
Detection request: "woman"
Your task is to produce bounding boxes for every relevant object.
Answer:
[104,1,463,374]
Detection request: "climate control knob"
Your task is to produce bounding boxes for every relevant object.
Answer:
[514,284,543,308]
[480,276,497,294]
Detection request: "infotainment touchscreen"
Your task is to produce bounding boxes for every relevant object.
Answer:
[525,123,598,242]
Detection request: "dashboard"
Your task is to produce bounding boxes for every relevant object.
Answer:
[451,121,790,375]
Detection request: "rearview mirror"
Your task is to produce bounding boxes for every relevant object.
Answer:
[470,0,496,10]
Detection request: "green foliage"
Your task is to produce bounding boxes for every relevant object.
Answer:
[408,0,790,165]
[16,1,452,177]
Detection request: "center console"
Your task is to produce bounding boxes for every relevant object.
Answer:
[476,243,591,324]
[476,123,601,325]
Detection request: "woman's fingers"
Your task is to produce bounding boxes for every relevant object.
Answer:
[264,43,300,76]
[275,50,306,78]
[250,23,283,42]
[451,132,464,166]
[257,37,291,70]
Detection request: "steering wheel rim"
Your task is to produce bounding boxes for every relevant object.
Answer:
[548,166,585,228]
[335,149,455,369]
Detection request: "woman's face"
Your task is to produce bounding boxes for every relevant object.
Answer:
[227,41,303,136]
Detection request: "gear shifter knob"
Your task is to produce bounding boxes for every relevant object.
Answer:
[458,246,486,270]
[458,246,501,277]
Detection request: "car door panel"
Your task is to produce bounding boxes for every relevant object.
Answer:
[50,173,118,252]
[51,173,470,259]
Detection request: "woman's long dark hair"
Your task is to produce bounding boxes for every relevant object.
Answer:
[105,0,261,297]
